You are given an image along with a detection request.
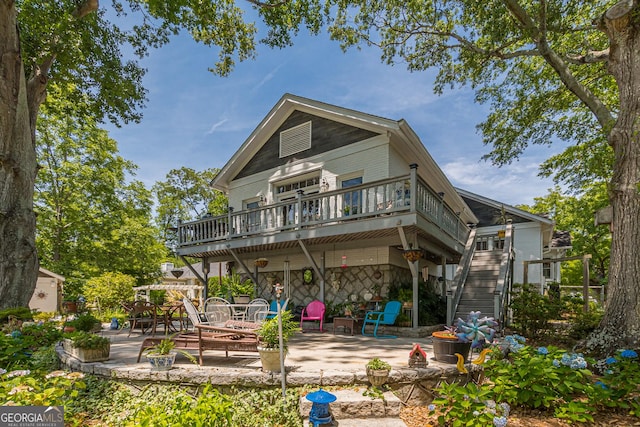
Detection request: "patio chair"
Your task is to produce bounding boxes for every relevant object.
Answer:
[126,301,158,337]
[265,298,289,319]
[245,299,270,323]
[361,300,402,338]
[183,298,210,330]
[300,300,325,332]
[203,297,233,325]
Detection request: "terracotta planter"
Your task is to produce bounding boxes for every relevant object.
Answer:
[432,334,471,364]
[257,346,287,372]
[146,353,177,371]
[366,368,390,387]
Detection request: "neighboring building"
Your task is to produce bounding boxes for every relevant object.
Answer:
[175,94,563,327]
[29,267,65,313]
[133,261,229,305]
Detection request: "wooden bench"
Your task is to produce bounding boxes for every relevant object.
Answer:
[137,320,261,365]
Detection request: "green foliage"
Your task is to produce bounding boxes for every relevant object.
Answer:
[366,358,391,371]
[257,310,299,349]
[66,331,110,350]
[0,323,63,370]
[152,167,227,243]
[389,279,445,325]
[0,307,33,323]
[127,384,233,426]
[65,313,101,332]
[209,272,254,299]
[0,369,86,407]
[518,184,611,286]
[430,381,506,427]
[30,346,61,372]
[83,272,137,311]
[36,87,166,287]
[143,336,197,364]
[509,283,563,338]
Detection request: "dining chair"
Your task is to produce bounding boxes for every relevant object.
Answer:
[245,299,270,323]
[203,297,233,325]
[126,301,158,337]
[300,300,325,332]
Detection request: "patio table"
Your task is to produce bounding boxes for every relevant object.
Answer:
[332,317,363,336]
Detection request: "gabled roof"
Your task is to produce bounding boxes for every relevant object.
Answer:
[38,267,65,282]
[456,188,554,228]
[212,93,477,224]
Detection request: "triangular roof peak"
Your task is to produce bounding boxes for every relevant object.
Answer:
[456,187,554,227]
[212,94,410,190]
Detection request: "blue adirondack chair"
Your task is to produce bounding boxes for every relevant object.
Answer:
[265,299,289,319]
[361,301,402,338]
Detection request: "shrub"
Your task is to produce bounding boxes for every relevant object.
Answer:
[65,331,110,349]
[509,283,562,338]
[65,313,101,332]
[83,272,136,310]
[0,307,33,323]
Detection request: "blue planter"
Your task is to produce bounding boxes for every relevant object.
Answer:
[146,353,176,371]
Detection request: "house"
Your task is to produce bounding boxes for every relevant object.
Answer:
[29,267,65,313]
[175,94,562,328]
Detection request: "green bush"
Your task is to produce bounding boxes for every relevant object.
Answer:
[65,331,110,349]
[65,313,101,332]
[83,272,136,310]
[509,283,563,338]
[0,307,33,323]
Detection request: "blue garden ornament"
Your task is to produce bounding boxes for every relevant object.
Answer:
[455,311,498,349]
[306,388,337,427]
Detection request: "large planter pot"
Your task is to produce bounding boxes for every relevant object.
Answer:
[62,339,110,363]
[146,352,177,371]
[366,368,390,387]
[257,346,287,372]
[432,335,472,364]
[233,294,251,304]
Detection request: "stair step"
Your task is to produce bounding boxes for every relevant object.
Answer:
[300,389,402,421]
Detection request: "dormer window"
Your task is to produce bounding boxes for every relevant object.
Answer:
[280,121,311,157]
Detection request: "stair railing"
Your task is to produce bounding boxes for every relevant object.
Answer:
[494,221,514,327]
[447,228,477,326]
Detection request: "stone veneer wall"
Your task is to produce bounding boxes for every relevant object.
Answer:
[253,264,414,314]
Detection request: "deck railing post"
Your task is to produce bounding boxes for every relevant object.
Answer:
[227,207,234,239]
[409,163,417,212]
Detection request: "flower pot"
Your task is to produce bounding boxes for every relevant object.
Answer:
[432,335,471,364]
[233,294,251,304]
[366,368,390,387]
[257,346,287,372]
[146,352,177,371]
[62,339,110,362]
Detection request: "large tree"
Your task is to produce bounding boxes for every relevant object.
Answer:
[36,85,166,287]
[152,167,227,245]
[0,0,256,309]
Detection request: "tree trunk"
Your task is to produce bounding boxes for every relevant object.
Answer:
[0,2,39,309]
[599,1,640,349]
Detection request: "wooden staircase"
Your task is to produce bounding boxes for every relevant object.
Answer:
[453,250,502,321]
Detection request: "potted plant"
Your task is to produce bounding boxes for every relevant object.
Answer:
[398,288,413,309]
[143,336,197,371]
[395,312,411,327]
[366,357,391,387]
[62,331,110,362]
[432,312,497,364]
[256,310,300,372]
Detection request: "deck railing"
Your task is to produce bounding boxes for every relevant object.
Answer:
[177,172,469,247]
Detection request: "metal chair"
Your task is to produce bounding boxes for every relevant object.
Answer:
[300,300,325,332]
[126,301,158,337]
[361,301,402,338]
[245,299,270,323]
[203,297,233,325]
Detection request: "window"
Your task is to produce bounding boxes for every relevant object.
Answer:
[274,172,321,226]
[476,238,488,251]
[341,176,363,215]
[543,261,551,279]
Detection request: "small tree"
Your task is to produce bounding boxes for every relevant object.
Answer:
[84,272,136,311]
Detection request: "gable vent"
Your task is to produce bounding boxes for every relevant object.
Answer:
[280,121,311,157]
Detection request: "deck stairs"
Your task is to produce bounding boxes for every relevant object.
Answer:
[453,250,502,322]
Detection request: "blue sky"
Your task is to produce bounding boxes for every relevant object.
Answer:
[105,25,561,207]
